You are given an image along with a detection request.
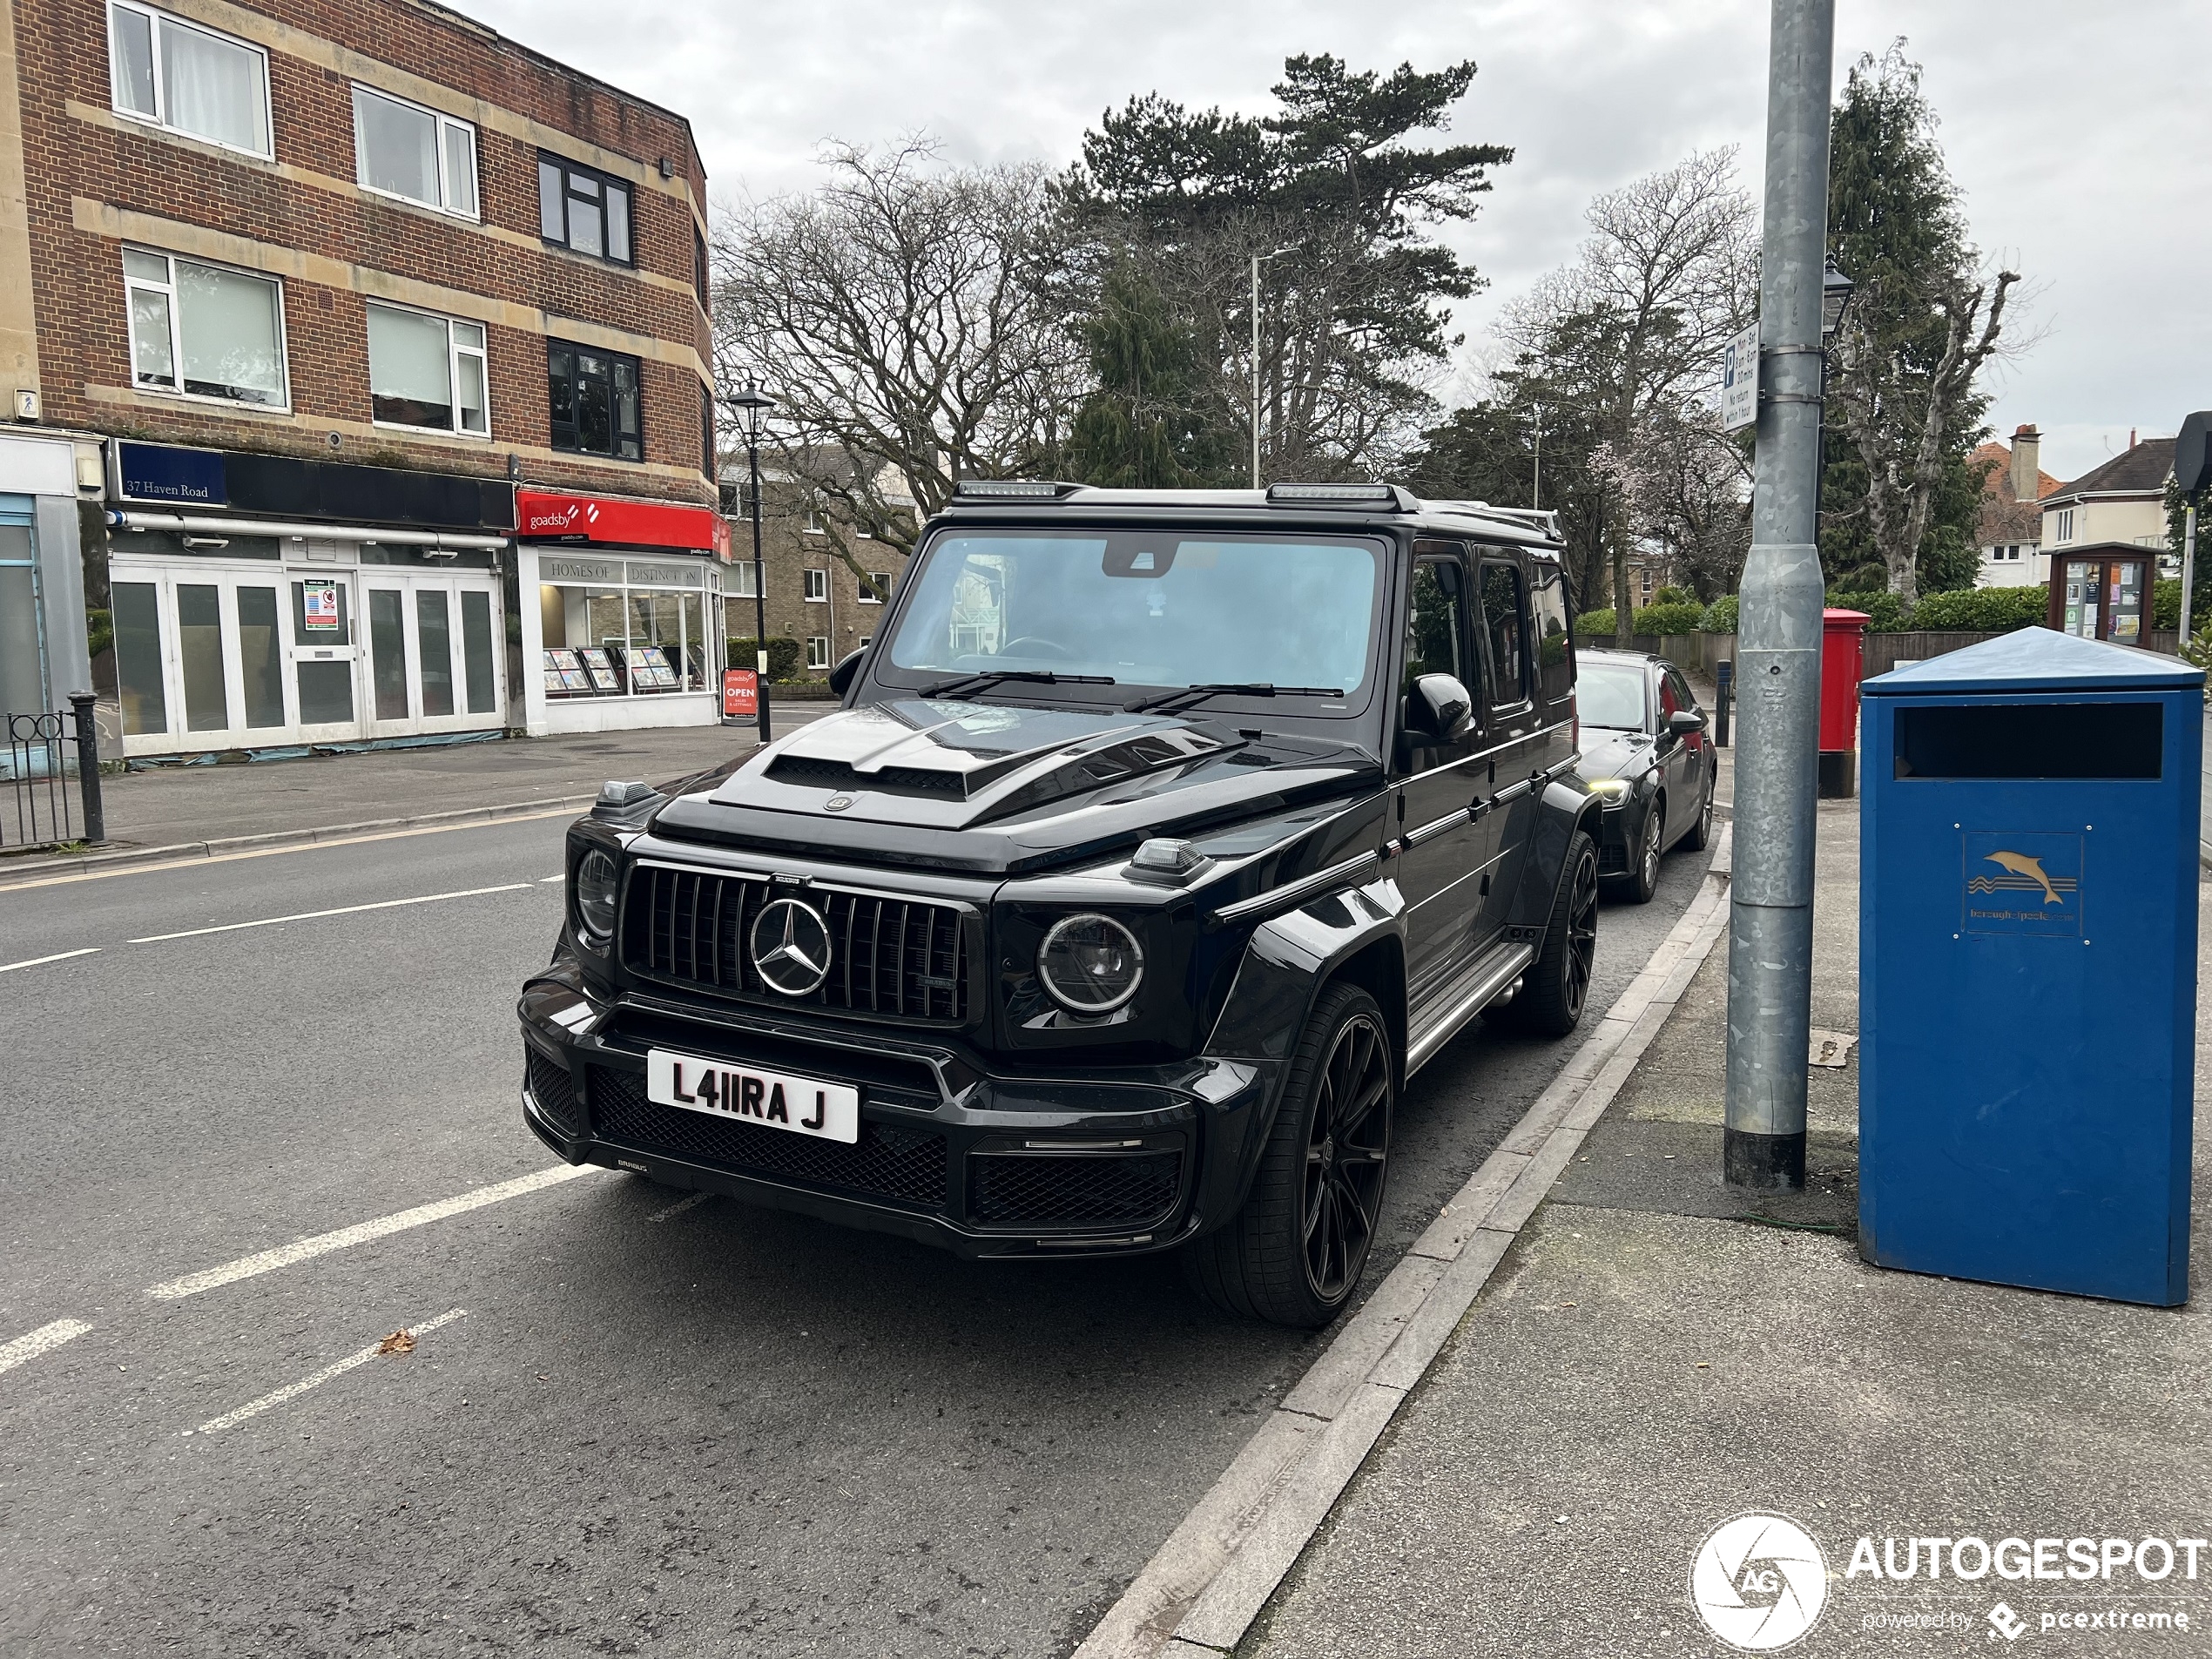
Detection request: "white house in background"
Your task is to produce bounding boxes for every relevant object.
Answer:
[2040,435,2176,576]
[1975,424,2058,589]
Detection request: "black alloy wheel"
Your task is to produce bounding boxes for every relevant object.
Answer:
[1683,769,1716,851]
[1184,982,1394,1328]
[1495,829,1599,1037]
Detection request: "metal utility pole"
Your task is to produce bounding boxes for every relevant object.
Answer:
[1530,407,1543,510]
[1725,0,1835,1190]
[1251,249,1290,489]
[2185,499,2200,642]
[2177,413,2212,640]
[728,381,777,745]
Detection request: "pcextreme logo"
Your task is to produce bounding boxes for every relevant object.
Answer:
[1691,1513,1830,1650]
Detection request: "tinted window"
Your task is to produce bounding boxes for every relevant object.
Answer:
[1477,562,1527,708]
[1404,557,1467,687]
[548,341,643,461]
[1529,558,1572,705]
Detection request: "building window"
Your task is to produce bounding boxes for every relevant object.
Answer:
[857,572,889,604]
[806,636,831,670]
[726,559,758,598]
[538,155,632,264]
[366,302,487,435]
[2055,508,2076,543]
[538,563,713,699]
[700,381,715,480]
[547,342,642,461]
[123,247,287,408]
[1639,568,1653,597]
[353,86,477,219]
[804,569,828,603]
[108,2,271,158]
[694,226,709,307]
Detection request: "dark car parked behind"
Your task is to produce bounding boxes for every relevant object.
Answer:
[1575,649,1716,902]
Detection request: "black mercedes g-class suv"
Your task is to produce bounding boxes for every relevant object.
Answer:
[519,481,1602,1327]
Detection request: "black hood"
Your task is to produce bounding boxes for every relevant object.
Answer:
[1576,725,1656,784]
[647,698,1382,874]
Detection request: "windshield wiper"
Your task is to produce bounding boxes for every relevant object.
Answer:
[1123,682,1345,716]
[916,670,1116,700]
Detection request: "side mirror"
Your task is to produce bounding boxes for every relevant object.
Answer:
[826,647,867,698]
[1406,673,1474,743]
[1669,708,1707,736]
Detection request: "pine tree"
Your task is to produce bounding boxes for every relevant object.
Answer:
[1065,263,1229,487]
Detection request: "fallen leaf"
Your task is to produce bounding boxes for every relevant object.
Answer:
[378,1330,416,1356]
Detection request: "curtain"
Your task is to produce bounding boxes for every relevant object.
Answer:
[367,305,452,427]
[161,19,267,154]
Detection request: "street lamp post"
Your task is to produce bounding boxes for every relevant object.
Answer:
[1814,258,1855,530]
[728,380,777,745]
[1251,248,1291,489]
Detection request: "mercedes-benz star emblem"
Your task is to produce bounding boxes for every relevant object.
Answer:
[751,898,833,996]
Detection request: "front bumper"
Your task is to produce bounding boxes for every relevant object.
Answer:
[518,966,1279,1260]
[1595,799,1635,874]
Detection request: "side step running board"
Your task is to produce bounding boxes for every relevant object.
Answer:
[1405,941,1535,1076]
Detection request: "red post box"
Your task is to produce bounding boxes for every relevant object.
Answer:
[1818,607,1870,798]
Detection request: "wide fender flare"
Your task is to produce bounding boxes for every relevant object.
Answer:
[1195,885,1406,1228]
[1504,777,1605,935]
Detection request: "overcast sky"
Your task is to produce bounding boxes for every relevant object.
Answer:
[462,0,2209,485]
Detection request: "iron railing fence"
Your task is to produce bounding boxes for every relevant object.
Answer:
[2,694,105,853]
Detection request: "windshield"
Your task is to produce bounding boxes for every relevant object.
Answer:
[1577,663,1647,731]
[883,530,1384,708]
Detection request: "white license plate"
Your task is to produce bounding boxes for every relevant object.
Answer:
[645,1049,860,1144]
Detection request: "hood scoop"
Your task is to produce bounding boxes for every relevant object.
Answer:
[765,753,971,799]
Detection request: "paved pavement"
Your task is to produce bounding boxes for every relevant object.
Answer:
[1249,791,2212,1658]
[31,706,832,858]
[0,770,1721,1656]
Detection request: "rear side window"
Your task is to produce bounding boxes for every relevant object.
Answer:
[1529,559,1572,706]
[1477,561,1529,709]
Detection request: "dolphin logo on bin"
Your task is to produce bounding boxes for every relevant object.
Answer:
[1978,850,2070,907]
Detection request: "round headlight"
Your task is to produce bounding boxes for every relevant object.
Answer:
[1037,914,1144,1015]
[574,848,619,941]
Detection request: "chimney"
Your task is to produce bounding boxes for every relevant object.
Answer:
[2011,424,2040,502]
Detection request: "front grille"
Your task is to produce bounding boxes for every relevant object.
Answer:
[526,1049,583,1136]
[587,1064,947,1210]
[767,755,968,797]
[624,864,968,1022]
[970,1150,1183,1231]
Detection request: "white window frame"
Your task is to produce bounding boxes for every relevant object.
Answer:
[352,84,480,220]
[122,246,291,412]
[857,571,889,605]
[804,569,828,603]
[806,636,831,670]
[726,560,759,599]
[107,0,273,160]
[2055,508,2076,543]
[364,300,490,439]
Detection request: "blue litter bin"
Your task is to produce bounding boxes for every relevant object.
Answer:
[1859,627,2202,1305]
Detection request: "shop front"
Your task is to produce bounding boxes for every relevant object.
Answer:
[0,428,95,723]
[515,489,728,736]
[102,442,515,759]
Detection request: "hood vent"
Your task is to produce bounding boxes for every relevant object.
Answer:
[767,755,968,799]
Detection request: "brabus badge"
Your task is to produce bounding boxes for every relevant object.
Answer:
[824,794,855,813]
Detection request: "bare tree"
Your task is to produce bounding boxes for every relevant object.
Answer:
[711,140,1082,590]
[1495,148,1757,637]
[1825,267,2020,606]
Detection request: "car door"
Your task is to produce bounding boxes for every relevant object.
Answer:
[1472,555,1547,937]
[1393,543,1491,1011]
[1659,664,1706,845]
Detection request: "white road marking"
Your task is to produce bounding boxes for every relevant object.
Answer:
[0,1318,94,1375]
[128,883,532,943]
[0,806,582,894]
[539,874,565,883]
[189,1308,467,1435]
[146,1164,598,1300]
[647,1190,712,1223]
[0,947,100,974]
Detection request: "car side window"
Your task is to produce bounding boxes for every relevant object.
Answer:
[1476,562,1528,710]
[1666,666,1698,714]
[1403,556,1469,688]
[1657,672,1681,720]
[1528,559,1572,707]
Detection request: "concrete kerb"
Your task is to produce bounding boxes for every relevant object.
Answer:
[0,796,599,889]
[1073,824,1737,1659]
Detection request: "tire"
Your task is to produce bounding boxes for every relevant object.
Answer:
[1494,829,1598,1038]
[1617,802,1662,904]
[1184,983,1393,1329]
[1681,766,1716,852]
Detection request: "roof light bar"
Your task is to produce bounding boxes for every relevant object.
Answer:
[952,479,1081,500]
[1265,482,1411,509]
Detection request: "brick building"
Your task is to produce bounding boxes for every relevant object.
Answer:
[719,456,916,684]
[0,0,727,753]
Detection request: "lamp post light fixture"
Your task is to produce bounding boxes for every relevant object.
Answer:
[728,379,777,745]
[1820,257,1855,345]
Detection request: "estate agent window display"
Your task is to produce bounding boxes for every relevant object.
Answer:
[537,556,715,701]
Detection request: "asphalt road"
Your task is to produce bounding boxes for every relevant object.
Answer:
[0,801,1717,1657]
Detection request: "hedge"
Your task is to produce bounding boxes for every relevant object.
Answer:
[1576,607,1616,637]
[1699,595,1737,633]
[1901,586,2049,631]
[1632,601,1707,636]
[728,636,807,681]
